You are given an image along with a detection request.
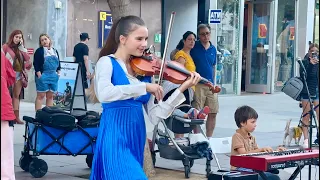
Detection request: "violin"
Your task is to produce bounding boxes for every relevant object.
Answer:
[130,11,220,93]
[130,53,221,93]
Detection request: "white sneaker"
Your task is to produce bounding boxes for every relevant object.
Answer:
[303,139,309,148]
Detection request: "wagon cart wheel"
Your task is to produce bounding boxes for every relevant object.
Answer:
[29,159,48,178]
[19,154,35,172]
[86,155,94,168]
[184,165,190,178]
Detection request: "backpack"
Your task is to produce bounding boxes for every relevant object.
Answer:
[35,106,77,131]
[71,108,101,128]
[78,111,101,128]
[281,77,303,101]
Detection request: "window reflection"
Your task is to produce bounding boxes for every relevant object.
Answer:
[250,4,270,85]
[275,0,295,90]
[314,1,319,44]
[216,0,241,94]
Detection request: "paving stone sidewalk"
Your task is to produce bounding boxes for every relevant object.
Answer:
[14,93,319,179]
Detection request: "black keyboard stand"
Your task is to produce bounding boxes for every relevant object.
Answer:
[288,165,305,180]
[258,166,303,180]
[257,171,268,180]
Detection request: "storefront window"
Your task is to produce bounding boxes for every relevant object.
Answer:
[274,0,295,91]
[215,0,241,94]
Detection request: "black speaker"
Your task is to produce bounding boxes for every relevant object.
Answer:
[208,171,258,180]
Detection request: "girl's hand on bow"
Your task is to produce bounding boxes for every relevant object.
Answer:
[146,83,163,101]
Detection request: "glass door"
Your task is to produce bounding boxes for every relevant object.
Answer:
[245,0,277,93]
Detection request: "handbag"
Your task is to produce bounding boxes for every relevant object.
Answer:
[20,70,28,88]
[281,77,303,101]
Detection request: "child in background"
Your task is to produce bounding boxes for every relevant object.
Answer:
[231,105,285,180]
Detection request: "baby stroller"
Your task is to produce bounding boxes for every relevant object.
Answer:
[149,83,220,178]
[19,107,100,178]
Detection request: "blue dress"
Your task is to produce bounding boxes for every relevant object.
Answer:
[90,57,151,180]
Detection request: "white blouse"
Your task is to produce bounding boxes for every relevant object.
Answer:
[43,47,57,57]
[94,55,186,125]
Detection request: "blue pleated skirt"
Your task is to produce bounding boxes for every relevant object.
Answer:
[90,100,147,180]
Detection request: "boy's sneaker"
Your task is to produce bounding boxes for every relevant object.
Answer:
[302,139,309,148]
[197,106,210,119]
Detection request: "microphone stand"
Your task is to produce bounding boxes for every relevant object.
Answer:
[297,57,319,180]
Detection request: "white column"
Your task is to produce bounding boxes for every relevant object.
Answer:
[296,0,315,59]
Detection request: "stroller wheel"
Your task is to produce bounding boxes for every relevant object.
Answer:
[86,155,94,168]
[29,159,48,178]
[205,163,211,177]
[184,165,190,178]
[19,154,35,172]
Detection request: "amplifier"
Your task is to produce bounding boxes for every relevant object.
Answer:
[208,171,258,180]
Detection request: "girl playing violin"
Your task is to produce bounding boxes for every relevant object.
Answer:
[88,15,201,180]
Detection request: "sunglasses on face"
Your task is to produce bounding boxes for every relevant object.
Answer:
[200,32,211,36]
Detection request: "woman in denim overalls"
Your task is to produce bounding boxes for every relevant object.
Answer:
[33,34,61,111]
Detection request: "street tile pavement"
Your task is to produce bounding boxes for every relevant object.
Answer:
[13,93,319,179]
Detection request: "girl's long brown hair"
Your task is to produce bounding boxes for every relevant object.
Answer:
[88,16,145,103]
[6,30,25,63]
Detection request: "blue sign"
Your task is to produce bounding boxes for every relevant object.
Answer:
[98,11,112,48]
[209,9,222,24]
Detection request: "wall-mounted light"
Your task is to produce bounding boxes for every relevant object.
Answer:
[55,0,62,9]
[27,33,32,40]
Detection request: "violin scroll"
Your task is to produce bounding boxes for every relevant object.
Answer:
[210,85,221,93]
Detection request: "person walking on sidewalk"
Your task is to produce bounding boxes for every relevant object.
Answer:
[73,32,91,89]
[1,50,17,180]
[33,34,61,111]
[1,30,32,124]
[88,15,201,180]
[190,24,219,137]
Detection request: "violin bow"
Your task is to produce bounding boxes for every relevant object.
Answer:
[158,11,176,86]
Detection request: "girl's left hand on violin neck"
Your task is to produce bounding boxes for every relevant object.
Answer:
[178,72,201,92]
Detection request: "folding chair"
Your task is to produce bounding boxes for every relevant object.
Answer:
[209,137,232,170]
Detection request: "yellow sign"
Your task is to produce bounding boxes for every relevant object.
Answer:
[99,12,111,21]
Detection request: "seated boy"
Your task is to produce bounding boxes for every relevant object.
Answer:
[231,105,285,180]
